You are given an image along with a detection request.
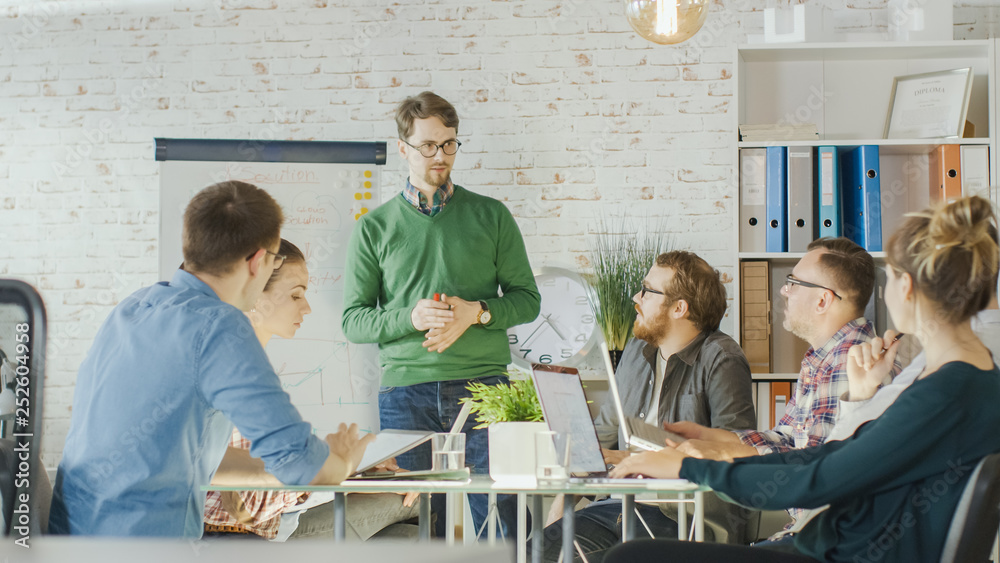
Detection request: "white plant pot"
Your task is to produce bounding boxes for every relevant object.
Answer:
[488,421,548,486]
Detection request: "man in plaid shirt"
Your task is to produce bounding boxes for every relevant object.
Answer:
[664,237,895,531]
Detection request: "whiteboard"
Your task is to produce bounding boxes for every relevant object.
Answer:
[157,139,385,436]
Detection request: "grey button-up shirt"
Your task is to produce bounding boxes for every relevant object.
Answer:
[594,331,757,450]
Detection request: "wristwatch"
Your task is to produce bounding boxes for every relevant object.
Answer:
[476,301,492,325]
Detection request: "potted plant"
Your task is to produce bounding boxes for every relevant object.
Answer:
[585,216,671,368]
[461,377,547,484]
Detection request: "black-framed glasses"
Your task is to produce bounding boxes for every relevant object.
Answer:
[402,139,462,158]
[246,249,286,268]
[784,274,842,300]
[639,284,665,299]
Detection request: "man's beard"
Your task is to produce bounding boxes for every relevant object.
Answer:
[782,304,811,343]
[633,307,671,345]
[422,167,450,189]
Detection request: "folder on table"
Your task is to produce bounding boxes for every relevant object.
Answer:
[740,149,768,252]
[841,145,882,252]
[770,382,791,429]
[929,145,962,204]
[961,145,990,200]
[766,146,788,253]
[817,146,841,238]
[740,261,771,374]
[786,146,815,252]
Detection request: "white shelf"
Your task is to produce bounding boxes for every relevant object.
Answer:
[739,252,887,260]
[738,138,990,155]
[733,40,998,407]
[738,40,991,63]
[751,373,800,381]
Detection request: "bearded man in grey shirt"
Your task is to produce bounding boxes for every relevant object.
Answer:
[531,251,757,563]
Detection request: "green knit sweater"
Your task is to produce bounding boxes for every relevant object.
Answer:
[342,185,540,386]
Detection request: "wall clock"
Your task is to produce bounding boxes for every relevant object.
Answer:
[507,267,599,367]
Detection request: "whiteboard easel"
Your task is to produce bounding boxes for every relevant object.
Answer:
[156,138,386,435]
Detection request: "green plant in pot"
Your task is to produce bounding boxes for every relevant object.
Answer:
[585,216,671,369]
[461,377,546,484]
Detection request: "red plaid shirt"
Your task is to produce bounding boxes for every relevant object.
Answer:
[203,429,305,539]
[735,318,894,528]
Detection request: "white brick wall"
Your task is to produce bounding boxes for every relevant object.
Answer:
[0,0,994,466]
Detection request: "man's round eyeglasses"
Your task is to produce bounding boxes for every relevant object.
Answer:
[639,285,665,299]
[247,249,286,268]
[402,139,462,158]
[784,274,842,300]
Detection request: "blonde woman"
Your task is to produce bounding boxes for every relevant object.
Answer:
[204,239,418,541]
[609,196,1000,563]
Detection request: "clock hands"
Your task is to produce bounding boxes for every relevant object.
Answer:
[520,321,547,348]
[541,313,567,340]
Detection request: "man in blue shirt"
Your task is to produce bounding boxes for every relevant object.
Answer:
[49,181,373,538]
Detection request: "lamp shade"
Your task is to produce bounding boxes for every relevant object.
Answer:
[624,0,709,45]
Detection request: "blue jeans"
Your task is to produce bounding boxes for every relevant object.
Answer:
[378,375,523,538]
[531,499,680,563]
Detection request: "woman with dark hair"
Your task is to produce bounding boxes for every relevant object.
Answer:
[607,196,1000,563]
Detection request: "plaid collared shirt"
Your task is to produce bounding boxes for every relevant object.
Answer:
[203,429,305,539]
[735,318,891,529]
[401,179,453,217]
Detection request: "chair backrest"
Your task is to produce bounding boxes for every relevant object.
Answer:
[939,452,1000,563]
[0,279,48,538]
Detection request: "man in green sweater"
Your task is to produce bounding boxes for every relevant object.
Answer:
[342,91,541,537]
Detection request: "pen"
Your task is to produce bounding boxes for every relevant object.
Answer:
[434,292,453,311]
[881,333,905,353]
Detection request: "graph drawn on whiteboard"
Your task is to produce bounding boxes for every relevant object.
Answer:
[157,139,386,436]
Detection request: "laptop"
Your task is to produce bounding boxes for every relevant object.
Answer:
[531,364,610,480]
[599,341,686,451]
[532,364,693,488]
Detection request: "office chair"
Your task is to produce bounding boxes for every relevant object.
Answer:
[939,452,1000,563]
[0,279,48,536]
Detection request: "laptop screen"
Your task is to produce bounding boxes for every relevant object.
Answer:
[531,365,608,475]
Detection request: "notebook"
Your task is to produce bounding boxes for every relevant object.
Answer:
[599,341,686,451]
[354,429,435,474]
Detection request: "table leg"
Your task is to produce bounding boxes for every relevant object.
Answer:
[694,490,704,542]
[333,492,346,542]
[562,494,575,563]
[488,491,497,545]
[517,493,527,563]
[622,494,635,542]
[532,495,544,563]
[446,492,456,546]
[677,492,688,540]
[419,493,431,541]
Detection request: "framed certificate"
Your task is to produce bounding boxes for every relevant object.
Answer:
[883,68,974,139]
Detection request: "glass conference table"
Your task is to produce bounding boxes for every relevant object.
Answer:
[209,475,709,563]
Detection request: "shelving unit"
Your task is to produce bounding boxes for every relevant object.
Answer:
[732,40,997,389]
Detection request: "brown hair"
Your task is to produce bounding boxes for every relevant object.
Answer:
[182,181,283,276]
[655,250,727,332]
[263,239,306,293]
[395,91,459,141]
[886,196,998,324]
[807,237,875,315]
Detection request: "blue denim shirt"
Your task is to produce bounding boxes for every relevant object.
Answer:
[50,270,329,537]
